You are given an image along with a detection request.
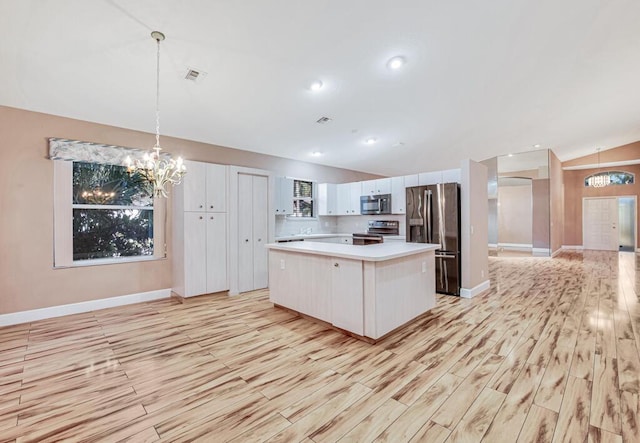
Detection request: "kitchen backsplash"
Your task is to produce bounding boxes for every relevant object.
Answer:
[275,214,406,237]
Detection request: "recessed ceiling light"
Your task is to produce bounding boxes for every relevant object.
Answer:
[533,144,541,148]
[310,80,323,91]
[508,153,514,157]
[387,56,406,70]
[310,151,324,157]
[365,138,377,145]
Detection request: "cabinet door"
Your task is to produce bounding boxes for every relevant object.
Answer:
[391,176,406,214]
[349,182,362,214]
[281,177,294,215]
[253,175,269,290]
[336,183,350,215]
[404,174,419,188]
[317,183,337,216]
[206,163,227,212]
[238,173,254,293]
[418,171,443,186]
[183,161,206,212]
[375,178,391,194]
[331,258,364,335]
[184,212,207,296]
[206,214,227,293]
[442,168,461,183]
[361,180,376,195]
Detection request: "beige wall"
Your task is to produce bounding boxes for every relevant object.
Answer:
[498,184,532,245]
[562,140,640,168]
[0,106,379,314]
[563,163,640,247]
[461,159,488,290]
[549,151,563,253]
[532,179,550,249]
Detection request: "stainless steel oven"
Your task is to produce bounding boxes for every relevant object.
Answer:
[360,194,391,215]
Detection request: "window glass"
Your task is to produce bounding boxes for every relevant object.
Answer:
[584,171,634,187]
[292,179,314,217]
[72,162,154,261]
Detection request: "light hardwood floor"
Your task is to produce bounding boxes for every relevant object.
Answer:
[1,251,639,442]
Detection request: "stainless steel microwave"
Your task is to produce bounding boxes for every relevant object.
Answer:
[360,194,392,215]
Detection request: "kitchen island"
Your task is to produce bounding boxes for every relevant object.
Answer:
[265,241,440,341]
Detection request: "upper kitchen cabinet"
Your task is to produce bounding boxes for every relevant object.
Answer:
[391,176,406,214]
[318,183,337,216]
[418,171,442,186]
[404,174,419,188]
[274,176,294,215]
[442,168,462,183]
[361,178,391,195]
[181,160,227,212]
[337,182,361,215]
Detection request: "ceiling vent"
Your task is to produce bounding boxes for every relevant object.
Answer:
[184,68,207,83]
[316,116,333,124]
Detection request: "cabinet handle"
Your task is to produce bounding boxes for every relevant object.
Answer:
[334,263,339,267]
[245,239,249,242]
[210,205,214,209]
[199,216,203,220]
[258,238,262,242]
[199,205,203,208]
[210,216,214,220]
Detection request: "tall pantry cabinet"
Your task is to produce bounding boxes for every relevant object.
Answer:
[173,161,228,297]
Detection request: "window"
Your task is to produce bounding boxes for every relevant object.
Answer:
[584,171,635,187]
[292,179,314,217]
[72,162,154,261]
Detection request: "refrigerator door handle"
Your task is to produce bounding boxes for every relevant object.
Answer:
[425,190,432,243]
[435,254,456,259]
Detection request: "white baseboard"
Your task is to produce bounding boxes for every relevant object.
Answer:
[562,245,584,250]
[551,248,563,257]
[498,243,533,252]
[533,248,550,256]
[460,280,490,299]
[0,288,171,327]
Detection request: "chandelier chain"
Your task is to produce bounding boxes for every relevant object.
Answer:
[155,36,161,149]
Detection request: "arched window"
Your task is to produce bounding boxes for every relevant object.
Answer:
[584,171,634,187]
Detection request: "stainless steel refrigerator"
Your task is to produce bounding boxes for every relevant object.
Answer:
[406,183,461,295]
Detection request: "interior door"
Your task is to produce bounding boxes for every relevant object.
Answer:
[184,212,207,296]
[206,213,227,293]
[252,175,269,290]
[583,197,618,251]
[238,173,254,292]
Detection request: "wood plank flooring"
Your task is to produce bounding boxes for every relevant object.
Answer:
[1,250,639,442]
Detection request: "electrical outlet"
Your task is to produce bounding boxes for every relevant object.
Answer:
[481,270,485,278]
[280,259,285,270]
[422,261,427,273]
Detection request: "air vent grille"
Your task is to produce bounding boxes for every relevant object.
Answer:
[316,116,332,124]
[184,68,207,83]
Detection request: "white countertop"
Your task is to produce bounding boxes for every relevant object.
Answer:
[265,241,439,261]
[275,233,407,241]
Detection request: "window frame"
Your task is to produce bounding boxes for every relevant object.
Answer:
[289,179,316,219]
[53,160,166,268]
[584,170,635,187]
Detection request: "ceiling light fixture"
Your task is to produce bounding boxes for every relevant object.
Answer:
[533,144,541,148]
[365,137,377,145]
[125,31,186,198]
[310,151,324,157]
[310,80,323,91]
[387,56,406,70]
[587,148,610,188]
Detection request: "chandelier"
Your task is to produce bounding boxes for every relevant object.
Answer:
[125,31,186,198]
[586,148,610,188]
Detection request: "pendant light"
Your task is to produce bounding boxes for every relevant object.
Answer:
[125,31,186,198]
[586,148,610,188]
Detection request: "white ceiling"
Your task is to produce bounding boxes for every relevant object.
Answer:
[2,0,640,176]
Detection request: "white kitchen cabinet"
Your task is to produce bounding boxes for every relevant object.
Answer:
[182,161,227,212]
[362,178,391,195]
[404,174,419,188]
[442,168,462,183]
[331,257,364,335]
[274,176,294,215]
[337,182,362,215]
[238,173,269,293]
[391,176,406,215]
[317,183,337,216]
[418,171,443,186]
[173,161,229,298]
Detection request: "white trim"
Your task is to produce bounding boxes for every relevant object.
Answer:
[563,159,640,170]
[551,248,563,257]
[498,243,533,251]
[460,280,490,299]
[562,245,584,250]
[533,248,551,256]
[0,289,171,327]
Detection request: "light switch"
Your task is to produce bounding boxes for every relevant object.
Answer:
[422,261,427,273]
[280,259,285,270]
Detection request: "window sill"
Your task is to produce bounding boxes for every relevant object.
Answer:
[54,255,166,269]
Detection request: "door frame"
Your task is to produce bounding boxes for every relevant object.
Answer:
[582,195,637,252]
[228,166,274,296]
